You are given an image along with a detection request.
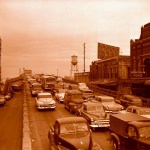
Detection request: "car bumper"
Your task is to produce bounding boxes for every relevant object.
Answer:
[0,101,5,105]
[89,122,110,128]
[37,105,56,110]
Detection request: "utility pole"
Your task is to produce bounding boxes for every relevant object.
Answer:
[83,43,86,72]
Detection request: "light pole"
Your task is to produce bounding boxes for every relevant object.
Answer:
[83,43,86,72]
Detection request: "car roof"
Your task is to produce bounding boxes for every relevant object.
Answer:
[97,95,114,99]
[127,105,150,110]
[38,92,51,96]
[123,95,141,99]
[83,101,102,107]
[65,90,82,94]
[56,117,87,124]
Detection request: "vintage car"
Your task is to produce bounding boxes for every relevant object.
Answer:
[0,94,6,105]
[36,92,56,110]
[79,88,95,101]
[120,105,150,118]
[30,82,43,97]
[119,94,143,109]
[76,101,110,130]
[64,90,84,113]
[48,116,103,150]
[96,95,124,113]
[54,88,67,103]
[78,82,89,90]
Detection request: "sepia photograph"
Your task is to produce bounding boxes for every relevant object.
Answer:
[0,0,150,150]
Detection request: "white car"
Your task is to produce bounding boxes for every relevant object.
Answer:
[120,105,150,119]
[36,92,56,110]
[54,89,66,103]
[96,95,124,113]
[0,94,6,105]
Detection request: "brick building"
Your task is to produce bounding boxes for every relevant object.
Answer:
[130,22,150,78]
[130,22,150,99]
[89,43,130,97]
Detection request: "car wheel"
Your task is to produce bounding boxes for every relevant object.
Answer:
[112,139,118,150]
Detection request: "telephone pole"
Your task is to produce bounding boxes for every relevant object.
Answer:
[83,43,86,72]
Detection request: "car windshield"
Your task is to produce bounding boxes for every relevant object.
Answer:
[32,85,42,90]
[86,105,104,113]
[102,99,114,102]
[38,94,52,98]
[139,109,150,115]
[59,89,66,93]
[139,126,150,138]
[71,94,83,99]
[83,91,93,94]
[60,122,89,134]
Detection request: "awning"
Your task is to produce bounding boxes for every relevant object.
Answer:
[144,80,150,85]
[90,80,117,86]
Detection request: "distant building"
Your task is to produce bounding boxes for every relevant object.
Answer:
[89,43,130,97]
[74,72,89,83]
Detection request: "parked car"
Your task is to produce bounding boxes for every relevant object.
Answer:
[79,88,95,101]
[48,116,103,150]
[76,101,110,130]
[54,88,67,103]
[30,82,43,97]
[120,105,150,119]
[36,92,56,110]
[64,90,84,113]
[96,95,124,113]
[0,94,6,105]
[119,94,143,109]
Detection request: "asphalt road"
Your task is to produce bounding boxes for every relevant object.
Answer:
[0,91,23,150]
[26,84,113,150]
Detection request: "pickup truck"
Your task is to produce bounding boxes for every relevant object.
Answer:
[48,116,103,150]
[109,113,150,150]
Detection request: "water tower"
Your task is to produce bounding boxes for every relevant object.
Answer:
[70,55,78,76]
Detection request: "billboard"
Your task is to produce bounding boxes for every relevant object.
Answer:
[98,43,119,60]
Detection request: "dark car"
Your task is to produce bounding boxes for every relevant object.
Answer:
[76,101,110,130]
[64,90,84,113]
[30,82,43,97]
[79,88,95,101]
[48,116,103,150]
[96,95,124,114]
[120,94,143,109]
[0,94,6,105]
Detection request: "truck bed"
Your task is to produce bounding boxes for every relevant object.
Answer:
[109,113,149,137]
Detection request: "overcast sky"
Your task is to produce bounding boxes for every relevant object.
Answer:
[0,0,150,78]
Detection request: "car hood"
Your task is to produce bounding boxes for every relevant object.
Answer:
[37,98,54,103]
[138,137,150,146]
[60,132,91,149]
[71,99,84,104]
[58,93,65,97]
[84,111,107,119]
[102,102,123,111]
[141,115,150,119]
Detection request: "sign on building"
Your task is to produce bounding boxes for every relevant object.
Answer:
[98,43,119,60]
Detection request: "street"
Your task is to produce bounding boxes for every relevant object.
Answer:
[0,82,113,150]
[0,92,23,150]
[26,83,113,150]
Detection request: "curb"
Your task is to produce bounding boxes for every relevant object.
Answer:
[22,79,32,150]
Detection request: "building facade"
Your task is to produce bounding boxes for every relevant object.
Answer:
[130,22,150,78]
[89,43,131,97]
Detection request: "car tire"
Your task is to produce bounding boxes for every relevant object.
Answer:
[112,139,118,150]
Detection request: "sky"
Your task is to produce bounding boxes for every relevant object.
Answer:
[0,0,150,79]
